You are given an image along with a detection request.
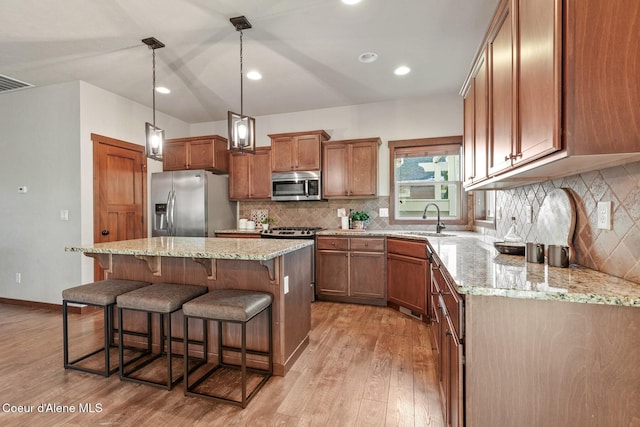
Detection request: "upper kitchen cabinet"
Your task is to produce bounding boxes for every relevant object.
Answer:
[462,0,640,190]
[269,130,330,172]
[163,135,229,173]
[463,50,488,185]
[228,147,272,200]
[322,137,381,199]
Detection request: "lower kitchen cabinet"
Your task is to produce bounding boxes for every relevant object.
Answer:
[316,236,386,305]
[387,238,429,316]
[431,250,464,427]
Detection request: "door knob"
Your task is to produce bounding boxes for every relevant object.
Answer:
[101,230,110,236]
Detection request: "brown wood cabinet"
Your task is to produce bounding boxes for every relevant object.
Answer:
[316,236,386,305]
[228,147,271,200]
[322,138,380,199]
[430,251,464,427]
[269,130,330,172]
[462,0,640,190]
[163,135,229,173]
[463,51,488,185]
[386,238,429,316]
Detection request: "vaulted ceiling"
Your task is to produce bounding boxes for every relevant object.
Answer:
[0,0,499,123]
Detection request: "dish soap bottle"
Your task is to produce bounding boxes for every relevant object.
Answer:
[504,216,522,242]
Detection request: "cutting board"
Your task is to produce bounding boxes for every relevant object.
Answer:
[535,188,577,262]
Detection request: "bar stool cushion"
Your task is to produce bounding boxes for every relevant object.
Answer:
[117,283,207,313]
[183,289,273,321]
[62,279,150,305]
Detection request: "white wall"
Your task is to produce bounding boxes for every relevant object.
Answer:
[190,94,463,195]
[0,82,82,304]
[0,81,189,304]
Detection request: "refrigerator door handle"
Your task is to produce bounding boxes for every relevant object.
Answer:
[304,180,309,197]
[166,190,174,236]
[170,190,177,236]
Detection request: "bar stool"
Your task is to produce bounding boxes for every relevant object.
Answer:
[182,289,273,408]
[116,283,208,390]
[62,279,151,377]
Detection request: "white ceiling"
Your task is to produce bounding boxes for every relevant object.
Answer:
[0,0,499,124]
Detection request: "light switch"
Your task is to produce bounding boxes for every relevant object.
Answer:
[379,208,389,218]
[60,210,69,221]
[283,276,289,294]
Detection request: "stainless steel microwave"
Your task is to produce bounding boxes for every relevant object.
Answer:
[271,171,322,201]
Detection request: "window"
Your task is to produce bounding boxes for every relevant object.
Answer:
[473,190,496,229]
[389,136,466,225]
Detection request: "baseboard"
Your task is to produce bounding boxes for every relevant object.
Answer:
[0,297,99,314]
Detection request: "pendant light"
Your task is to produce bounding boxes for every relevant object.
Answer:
[228,16,256,154]
[142,37,166,161]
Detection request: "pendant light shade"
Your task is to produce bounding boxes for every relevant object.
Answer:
[142,37,166,161]
[228,16,256,154]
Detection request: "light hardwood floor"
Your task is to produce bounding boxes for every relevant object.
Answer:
[0,301,444,426]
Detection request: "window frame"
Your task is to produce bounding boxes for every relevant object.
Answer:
[389,136,467,226]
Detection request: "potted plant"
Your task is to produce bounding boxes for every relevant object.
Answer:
[261,216,276,231]
[349,210,370,230]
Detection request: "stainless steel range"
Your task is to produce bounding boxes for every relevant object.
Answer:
[261,226,322,301]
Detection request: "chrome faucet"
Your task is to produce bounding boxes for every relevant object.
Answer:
[422,203,446,234]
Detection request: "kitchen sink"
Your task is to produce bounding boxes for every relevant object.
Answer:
[398,231,453,238]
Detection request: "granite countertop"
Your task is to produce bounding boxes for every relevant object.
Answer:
[215,229,263,235]
[66,236,313,261]
[317,229,640,307]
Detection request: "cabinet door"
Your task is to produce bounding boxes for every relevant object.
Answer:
[350,251,385,299]
[349,142,378,197]
[448,320,464,427]
[250,148,272,199]
[316,250,349,296]
[322,143,349,198]
[516,0,561,165]
[387,253,427,314]
[295,134,321,170]
[228,152,250,200]
[463,81,476,184]
[163,142,187,171]
[188,139,214,169]
[271,137,295,172]
[488,1,515,176]
[474,53,488,182]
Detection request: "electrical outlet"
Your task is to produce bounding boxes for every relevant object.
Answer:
[525,205,533,224]
[379,208,389,218]
[597,201,612,230]
[283,276,289,294]
[18,186,28,193]
[15,273,21,284]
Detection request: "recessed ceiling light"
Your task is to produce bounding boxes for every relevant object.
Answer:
[342,0,362,5]
[246,70,262,80]
[358,52,378,63]
[155,86,170,94]
[394,66,411,76]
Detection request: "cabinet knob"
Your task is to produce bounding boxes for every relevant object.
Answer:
[364,243,369,246]
[331,242,336,246]
[446,330,453,337]
[101,230,110,236]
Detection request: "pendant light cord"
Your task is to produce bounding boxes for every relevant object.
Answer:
[239,29,244,116]
[152,48,157,127]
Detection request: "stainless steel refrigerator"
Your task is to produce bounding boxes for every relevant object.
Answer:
[151,170,236,237]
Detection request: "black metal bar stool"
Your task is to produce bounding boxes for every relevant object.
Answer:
[182,289,273,408]
[62,279,151,377]
[116,283,208,390]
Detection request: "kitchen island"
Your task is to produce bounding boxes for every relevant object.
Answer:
[66,237,314,376]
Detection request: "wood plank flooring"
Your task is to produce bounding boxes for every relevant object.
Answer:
[0,301,444,426]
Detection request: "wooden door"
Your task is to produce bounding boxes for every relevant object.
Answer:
[188,140,214,170]
[250,148,272,199]
[349,142,378,197]
[271,137,295,172]
[322,143,348,198]
[294,134,321,170]
[93,133,146,280]
[162,141,187,171]
[488,1,515,176]
[229,152,250,200]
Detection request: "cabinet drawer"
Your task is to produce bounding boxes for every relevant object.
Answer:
[438,272,462,339]
[350,237,385,252]
[317,237,349,250]
[387,238,428,259]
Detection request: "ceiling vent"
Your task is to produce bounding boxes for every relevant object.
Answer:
[0,74,33,94]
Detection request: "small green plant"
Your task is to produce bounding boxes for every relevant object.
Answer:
[349,210,370,222]
[261,216,276,225]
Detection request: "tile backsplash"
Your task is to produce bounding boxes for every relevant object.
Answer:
[484,161,640,284]
[239,161,640,284]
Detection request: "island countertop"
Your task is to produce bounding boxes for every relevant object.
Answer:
[317,230,640,307]
[66,236,314,261]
